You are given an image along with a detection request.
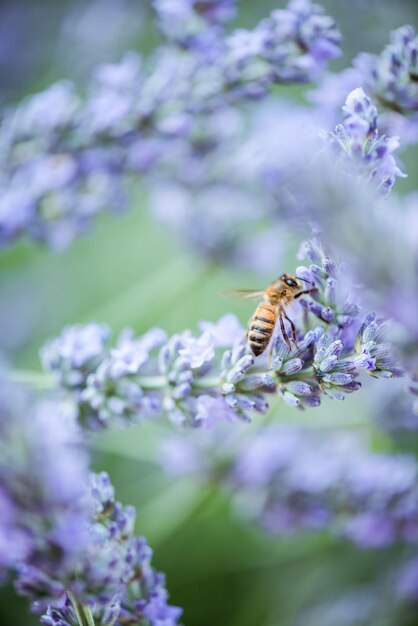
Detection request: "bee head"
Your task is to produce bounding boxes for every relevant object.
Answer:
[279,273,299,290]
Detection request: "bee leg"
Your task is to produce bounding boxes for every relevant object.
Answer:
[279,312,292,352]
[294,288,318,299]
[281,307,299,349]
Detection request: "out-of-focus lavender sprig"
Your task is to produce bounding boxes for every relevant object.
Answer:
[279,158,418,367]
[161,424,418,549]
[40,241,403,427]
[0,370,181,625]
[312,25,418,144]
[0,0,341,251]
[153,0,237,53]
[226,0,341,88]
[150,87,404,275]
[18,471,182,626]
[325,87,406,196]
[0,371,90,574]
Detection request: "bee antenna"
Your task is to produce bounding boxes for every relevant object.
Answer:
[297,277,312,284]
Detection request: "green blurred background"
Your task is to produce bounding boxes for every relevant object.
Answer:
[0,1,418,625]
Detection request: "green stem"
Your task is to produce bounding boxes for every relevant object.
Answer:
[68,592,95,626]
[9,366,317,393]
[9,370,55,389]
[277,366,315,383]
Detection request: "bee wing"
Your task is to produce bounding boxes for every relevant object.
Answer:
[219,289,265,303]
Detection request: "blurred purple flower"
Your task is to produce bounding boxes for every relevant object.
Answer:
[0,372,89,576]
[0,0,340,251]
[312,25,418,144]
[326,88,406,196]
[158,424,418,548]
[16,471,182,625]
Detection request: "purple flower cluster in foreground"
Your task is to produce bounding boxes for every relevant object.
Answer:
[161,424,418,549]
[25,473,182,626]
[41,240,403,429]
[0,372,181,626]
[0,0,340,250]
[0,375,89,572]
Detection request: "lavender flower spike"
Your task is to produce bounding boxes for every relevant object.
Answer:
[355,313,405,378]
[312,25,418,143]
[41,242,402,427]
[0,0,340,251]
[17,472,182,626]
[327,87,406,196]
[161,425,418,549]
[154,0,237,52]
[0,371,90,575]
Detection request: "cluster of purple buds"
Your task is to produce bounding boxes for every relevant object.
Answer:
[153,0,237,52]
[0,0,341,250]
[150,87,405,276]
[18,472,182,626]
[326,87,406,196]
[225,0,341,92]
[0,370,181,625]
[233,428,418,547]
[0,372,90,575]
[296,238,359,327]
[161,425,418,549]
[312,25,418,143]
[41,241,403,426]
[355,313,405,379]
[358,26,418,122]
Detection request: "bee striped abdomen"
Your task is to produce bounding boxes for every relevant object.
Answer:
[248,303,276,357]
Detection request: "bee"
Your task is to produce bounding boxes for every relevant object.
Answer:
[222,274,316,357]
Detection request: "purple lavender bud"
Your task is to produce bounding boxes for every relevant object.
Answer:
[322,256,338,277]
[304,395,321,407]
[172,382,192,400]
[324,278,336,306]
[356,314,405,377]
[305,243,323,266]
[221,382,235,394]
[220,350,233,370]
[226,354,255,383]
[322,372,353,385]
[319,354,339,373]
[286,381,312,396]
[41,323,110,387]
[343,87,377,136]
[321,307,335,325]
[239,374,273,391]
[280,389,300,407]
[281,358,304,375]
[308,300,325,318]
[295,265,315,284]
[271,355,284,371]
